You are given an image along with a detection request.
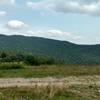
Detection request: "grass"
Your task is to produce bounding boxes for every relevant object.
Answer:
[0,62,25,70]
[0,84,100,100]
[0,64,100,77]
[0,64,100,99]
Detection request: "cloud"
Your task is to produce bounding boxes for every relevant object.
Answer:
[73,36,83,40]
[27,1,50,10]
[0,0,15,5]
[7,20,26,30]
[45,29,71,39]
[27,0,100,16]
[0,26,84,44]
[0,11,6,16]
[27,29,71,37]
[27,29,83,42]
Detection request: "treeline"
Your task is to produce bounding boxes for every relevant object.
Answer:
[0,52,62,66]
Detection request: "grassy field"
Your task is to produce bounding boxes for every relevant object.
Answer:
[0,64,100,77]
[0,84,100,100]
[0,64,100,100]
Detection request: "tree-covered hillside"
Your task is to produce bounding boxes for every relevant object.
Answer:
[0,34,100,64]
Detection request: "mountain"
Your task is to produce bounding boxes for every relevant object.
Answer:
[0,34,100,64]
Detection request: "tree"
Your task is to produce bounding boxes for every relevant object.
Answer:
[1,52,7,58]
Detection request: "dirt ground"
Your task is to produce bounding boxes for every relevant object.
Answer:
[0,75,100,88]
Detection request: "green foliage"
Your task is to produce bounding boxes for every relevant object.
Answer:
[24,55,56,65]
[0,53,24,62]
[0,35,100,64]
[0,62,25,70]
[0,52,7,58]
[24,55,39,65]
[0,65,100,77]
[0,52,57,66]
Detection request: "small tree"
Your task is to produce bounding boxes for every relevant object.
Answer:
[24,55,40,65]
[1,52,7,58]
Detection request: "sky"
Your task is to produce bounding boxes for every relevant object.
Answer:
[0,0,100,44]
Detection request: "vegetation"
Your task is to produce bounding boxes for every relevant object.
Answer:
[0,51,100,77]
[0,85,100,100]
[0,62,25,70]
[0,52,57,66]
[0,34,100,64]
[0,65,100,77]
[24,55,56,65]
[0,52,99,77]
[0,35,100,100]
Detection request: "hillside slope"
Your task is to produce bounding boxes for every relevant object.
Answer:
[0,34,100,64]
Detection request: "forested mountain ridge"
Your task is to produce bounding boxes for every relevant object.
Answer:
[0,34,100,64]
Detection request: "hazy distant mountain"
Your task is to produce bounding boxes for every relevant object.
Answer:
[0,34,100,64]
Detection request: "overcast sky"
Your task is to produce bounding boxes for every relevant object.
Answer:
[0,0,100,44]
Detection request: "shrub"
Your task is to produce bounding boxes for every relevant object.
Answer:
[0,52,58,66]
[0,52,7,58]
[24,55,56,66]
[24,55,40,66]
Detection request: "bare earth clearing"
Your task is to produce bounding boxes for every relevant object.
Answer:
[0,75,100,88]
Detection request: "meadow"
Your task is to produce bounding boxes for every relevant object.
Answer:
[0,62,100,99]
[0,84,100,100]
[0,64,100,77]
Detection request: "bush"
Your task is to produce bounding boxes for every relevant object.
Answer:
[0,52,7,58]
[0,52,58,66]
[24,55,40,65]
[24,55,56,66]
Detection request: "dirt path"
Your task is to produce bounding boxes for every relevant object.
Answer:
[0,75,100,88]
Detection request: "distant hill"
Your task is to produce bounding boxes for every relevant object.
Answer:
[0,34,100,64]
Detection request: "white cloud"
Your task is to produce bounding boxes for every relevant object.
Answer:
[0,0,15,5]
[27,0,100,16]
[27,1,50,10]
[7,20,26,30]
[0,11,6,16]
[0,26,87,44]
[27,29,71,37]
[26,29,83,43]
[45,29,71,39]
